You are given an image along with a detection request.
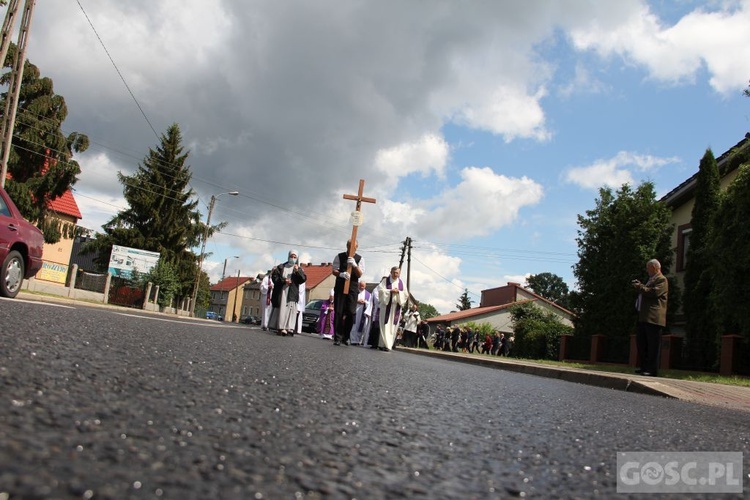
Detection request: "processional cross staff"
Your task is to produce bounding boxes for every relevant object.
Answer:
[342,179,376,294]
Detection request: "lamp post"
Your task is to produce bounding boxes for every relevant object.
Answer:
[232,268,241,323]
[190,190,239,316]
[221,256,239,282]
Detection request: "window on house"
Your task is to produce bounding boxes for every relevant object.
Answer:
[676,224,692,272]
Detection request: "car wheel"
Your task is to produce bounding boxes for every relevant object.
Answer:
[1,250,25,298]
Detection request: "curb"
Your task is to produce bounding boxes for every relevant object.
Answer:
[405,348,677,399]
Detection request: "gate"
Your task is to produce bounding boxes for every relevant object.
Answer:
[108,276,145,308]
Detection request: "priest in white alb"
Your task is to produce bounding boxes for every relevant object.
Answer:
[349,281,372,345]
[377,266,408,351]
[260,270,273,331]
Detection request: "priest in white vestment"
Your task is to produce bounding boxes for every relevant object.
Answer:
[349,281,372,345]
[377,266,408,351]
[260,271,273,330]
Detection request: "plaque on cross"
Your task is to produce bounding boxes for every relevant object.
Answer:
[342,179,376,294]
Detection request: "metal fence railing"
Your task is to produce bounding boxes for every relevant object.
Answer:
[74,270,108,293]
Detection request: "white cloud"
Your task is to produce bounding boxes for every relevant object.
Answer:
[450,84,551,142]
[557,62,609,98]
[564,151,680,190]
[419,167,544,240]
[568,0,750,94]
[374,133,450,185]
[19,1,747,314]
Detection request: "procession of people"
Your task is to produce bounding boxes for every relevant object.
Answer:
[257,239,422,352]
[254,242,520,360]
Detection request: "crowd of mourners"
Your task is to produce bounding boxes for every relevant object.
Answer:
[431,324,512,356]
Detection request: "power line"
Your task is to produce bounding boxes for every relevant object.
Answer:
[75,0,159,139]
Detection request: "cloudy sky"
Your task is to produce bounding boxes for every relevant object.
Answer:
[17,0,750,314]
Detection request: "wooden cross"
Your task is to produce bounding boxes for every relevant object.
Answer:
[342,179,376,294]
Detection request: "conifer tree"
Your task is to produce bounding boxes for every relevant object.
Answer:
[682,149,721,370]
[572,182,673,339]
[712,143,750,342]
[1,43,89,243]
[85,124,206,299]
[456,289,472,310]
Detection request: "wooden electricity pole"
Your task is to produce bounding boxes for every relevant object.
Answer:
[0,0,36,188]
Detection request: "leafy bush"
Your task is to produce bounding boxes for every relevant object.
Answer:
[510,303,573,360]
[464,321,495,342]
[142,259,180,308]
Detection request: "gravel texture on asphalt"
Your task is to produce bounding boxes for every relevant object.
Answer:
[1,302,748,499]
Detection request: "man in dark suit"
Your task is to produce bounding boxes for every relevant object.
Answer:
[632,259,669,377]
[332,239,365,346]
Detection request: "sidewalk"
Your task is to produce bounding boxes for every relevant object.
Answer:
[15,291,750,413]
[404,348,750,413]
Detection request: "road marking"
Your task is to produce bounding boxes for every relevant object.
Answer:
[0,298,75,308]
[114,312,237,327]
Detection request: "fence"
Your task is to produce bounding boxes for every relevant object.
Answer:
[563,334,590,361]
[23,264,190,316]
[74,269,109,293]
[559,333,748,376]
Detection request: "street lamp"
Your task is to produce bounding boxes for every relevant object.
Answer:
[190,190,239,316]
[232,267,241,323]
[221,256,239,282]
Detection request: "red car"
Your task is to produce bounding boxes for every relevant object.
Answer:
[0,186,44,298]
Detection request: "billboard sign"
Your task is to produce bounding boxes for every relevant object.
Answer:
[108,245,160,279]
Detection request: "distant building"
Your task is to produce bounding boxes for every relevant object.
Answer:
[38,189,83,285]
[661,132,749,328]
[241,279,261,319]
[210,275,254,322]
[298,262,335,302]
[427,282,574,334]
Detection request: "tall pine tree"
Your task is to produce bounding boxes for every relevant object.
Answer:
[572,182,673,339]
[712,142,750,342]
[682,149,721,371]
[456,289,472,310]
[1,43,89,243]
[85,124,205,300]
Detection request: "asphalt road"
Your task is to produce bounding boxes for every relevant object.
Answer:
[1,299,748,499]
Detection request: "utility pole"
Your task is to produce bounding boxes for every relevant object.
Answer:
[189,191,238,316]
[231,268,240,323]
[406,236,412,294]
[0,0,36,188]
[0,0,22,68]
[398,238,407,270]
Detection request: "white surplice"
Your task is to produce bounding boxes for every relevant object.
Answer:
[260,274,273,329]
[349,288,372,345]
[377,276,408,350]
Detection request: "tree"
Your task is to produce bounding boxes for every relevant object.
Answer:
[456,288,472,310]
[571,182,673,339]
[526,272,571,308]
[1,43,89,243]
[141,258,181,308]
[84,124,206,301]
[712,143,750,342]
[417,302,439,319]
[682,149,721,370]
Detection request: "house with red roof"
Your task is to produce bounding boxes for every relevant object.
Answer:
[427,282,574,334]
[209,275,255,322]
[34,188,83,284]
[230,263,335,322]
[301,262,335,301]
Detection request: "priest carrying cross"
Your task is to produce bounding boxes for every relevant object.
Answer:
[331,179,376,346]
